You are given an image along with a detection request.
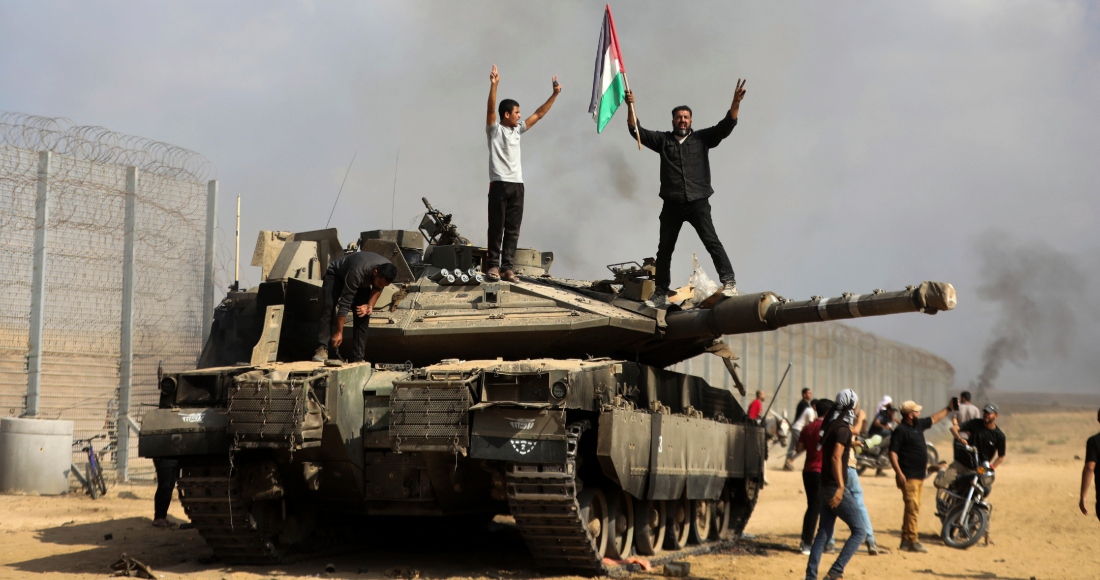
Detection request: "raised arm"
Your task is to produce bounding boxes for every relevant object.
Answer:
[695,79,746,148]
[729,78,746,120]
[487,65,499,126]
[624,91,662,151]
[524,76,562,130]
[929,404,952,425]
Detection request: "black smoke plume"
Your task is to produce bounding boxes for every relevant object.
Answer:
[971,231,1085,402]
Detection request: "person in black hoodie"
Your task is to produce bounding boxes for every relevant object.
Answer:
[314,252,397,363]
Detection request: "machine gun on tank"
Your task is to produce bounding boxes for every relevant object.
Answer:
[419,197,469,246]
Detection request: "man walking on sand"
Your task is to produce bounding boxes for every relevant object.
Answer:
[624,80,745,307]
[484,64,561,282]
[805,390,866,580]
[1080,407,1100,522]
[889,399,952,552]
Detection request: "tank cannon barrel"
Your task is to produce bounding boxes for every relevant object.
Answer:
[663,281,956,340]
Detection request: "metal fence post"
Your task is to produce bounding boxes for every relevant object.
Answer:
[757,332,764,393]
[741,334,749,407]
[201,180,218,350]
[117,166,138,482]
[25,151,51,418]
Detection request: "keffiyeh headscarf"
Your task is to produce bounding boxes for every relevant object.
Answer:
[875,395,893,415]
[819,389,859,438]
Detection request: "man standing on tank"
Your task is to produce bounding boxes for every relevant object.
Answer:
[483,64,561,282]
[624,79,746,308]
[314,252,397,363]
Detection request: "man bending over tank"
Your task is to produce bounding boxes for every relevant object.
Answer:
[625,79,746,308]
[314,252,397,363]
[484,64,561,282]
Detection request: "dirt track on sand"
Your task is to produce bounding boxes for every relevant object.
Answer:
[1,409,1097,580]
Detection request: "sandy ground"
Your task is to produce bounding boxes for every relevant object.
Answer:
[1,409,1097,580]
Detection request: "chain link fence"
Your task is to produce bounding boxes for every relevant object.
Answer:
[675,322,955,427]
[0,112,214,483]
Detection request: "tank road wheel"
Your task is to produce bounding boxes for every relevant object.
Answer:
[606,489,634,559]
[664,495,691,550]
[578,488,610,559]
[689,500,712,544]
[710,484,732,540]
[633,499,666,556]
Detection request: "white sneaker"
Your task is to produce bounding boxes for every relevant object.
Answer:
[722,281,738,297]
[800,543,811,556]
[645,294,668,308]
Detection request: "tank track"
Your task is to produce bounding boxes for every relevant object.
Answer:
[506,422,607,574]
[177,463,282,564]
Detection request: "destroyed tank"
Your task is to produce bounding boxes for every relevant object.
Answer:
[139,198,957,573]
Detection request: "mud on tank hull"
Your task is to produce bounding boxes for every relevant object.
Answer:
[139,358,766,573]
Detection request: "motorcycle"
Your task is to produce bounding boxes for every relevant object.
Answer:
[855,434,940,476]
[935,445,994,549]
[855,434,892,475]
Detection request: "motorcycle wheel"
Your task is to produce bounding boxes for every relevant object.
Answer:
[941,504,989,549]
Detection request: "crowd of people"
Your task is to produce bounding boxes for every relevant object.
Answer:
[787,389,1008,580]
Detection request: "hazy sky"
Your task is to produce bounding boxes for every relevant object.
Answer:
[2,1,1098,393]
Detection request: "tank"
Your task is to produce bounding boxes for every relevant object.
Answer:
[139,198,957,573]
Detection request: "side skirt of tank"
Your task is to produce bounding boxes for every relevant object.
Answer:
[595,406,766,502]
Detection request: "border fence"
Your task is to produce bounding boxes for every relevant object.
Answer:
[0,113,217,483]
[674,322,955,425]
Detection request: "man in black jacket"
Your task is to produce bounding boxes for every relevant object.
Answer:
[314,252,397,363]
[625,79,746,307]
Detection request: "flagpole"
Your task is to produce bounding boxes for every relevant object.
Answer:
[622,72,642,150]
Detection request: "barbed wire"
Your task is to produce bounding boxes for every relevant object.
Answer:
[0,112,215,182]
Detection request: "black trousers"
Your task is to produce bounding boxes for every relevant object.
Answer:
[153,458,179,520]
[656,198,735,290]
[317,272,371,362]
[801,470,822,547]
[486,181,525,271]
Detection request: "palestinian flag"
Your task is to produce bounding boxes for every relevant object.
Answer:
[589,4,627,133]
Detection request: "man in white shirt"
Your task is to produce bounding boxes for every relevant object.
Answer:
[955,390,981,426]
[785,388,817,471]
[484,64,561,282]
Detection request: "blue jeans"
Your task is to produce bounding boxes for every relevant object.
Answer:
[846,466,876,546]
[805,484,867,580]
